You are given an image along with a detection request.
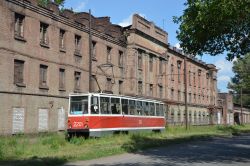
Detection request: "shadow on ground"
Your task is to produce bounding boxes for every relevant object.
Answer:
[83,133,250,166]
[0,157,67,166]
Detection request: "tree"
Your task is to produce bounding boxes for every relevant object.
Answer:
[174,0,250,61]
[228,53,250,107]
[38,0,65,7]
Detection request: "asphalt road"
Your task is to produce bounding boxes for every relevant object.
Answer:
[65,134,250,166]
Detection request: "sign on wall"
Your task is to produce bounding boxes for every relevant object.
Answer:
[38,109,48,131]
[58,107,65,130]
[12,108,25,134]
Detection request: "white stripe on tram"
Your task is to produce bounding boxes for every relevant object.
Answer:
[89,127,165,132]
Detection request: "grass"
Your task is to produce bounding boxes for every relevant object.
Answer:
[0,124,250,166]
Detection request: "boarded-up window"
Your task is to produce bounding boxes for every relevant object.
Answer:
[14,59,24,84]
[59,68,65,90]
[38,109,48,131]
[12,108,25,134]
[58,107,65,130]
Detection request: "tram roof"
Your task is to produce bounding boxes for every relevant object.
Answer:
[69,92,165,104]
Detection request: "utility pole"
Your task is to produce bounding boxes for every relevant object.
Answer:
[88,9,93,93]
[241,87,243,124]
[184,57,188,130]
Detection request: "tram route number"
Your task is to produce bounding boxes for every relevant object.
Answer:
[73,122,83,128]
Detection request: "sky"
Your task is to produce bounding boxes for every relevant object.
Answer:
[64,0,234,93]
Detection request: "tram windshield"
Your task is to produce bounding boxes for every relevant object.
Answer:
[70,96,88,115]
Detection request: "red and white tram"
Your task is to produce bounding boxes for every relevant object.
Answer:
[67,93,166,137]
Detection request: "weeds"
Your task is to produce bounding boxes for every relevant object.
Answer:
[69,136,86,145]
[0,125,249,165]
[41,134,66,150]
[0,142,4,160]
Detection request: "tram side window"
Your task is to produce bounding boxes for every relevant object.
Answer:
[164,105,168,118]
[156,103,160,116]
[136,101,143,115]
[159,104,164,116]
[149,102,155,116]
[143,102,149,116]
[70,96,88,115]
[129,100,136,115]
[122,99,128,115]
[91,96,99,114]
[100,97,111,114]
[111,98,120,114]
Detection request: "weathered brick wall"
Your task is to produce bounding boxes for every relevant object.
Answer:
[0,0,218,134]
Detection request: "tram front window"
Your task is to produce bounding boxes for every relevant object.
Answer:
[70,96,88,115]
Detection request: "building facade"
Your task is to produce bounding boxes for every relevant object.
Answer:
[217,93,234,125]
[218,93,250,125]
[124,15,218,125]
[234,104,250,125]
[0,0,218,135]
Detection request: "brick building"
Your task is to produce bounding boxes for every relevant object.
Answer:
[217,93,250,125]
[0,0,218,135]
[217,93,234,125]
